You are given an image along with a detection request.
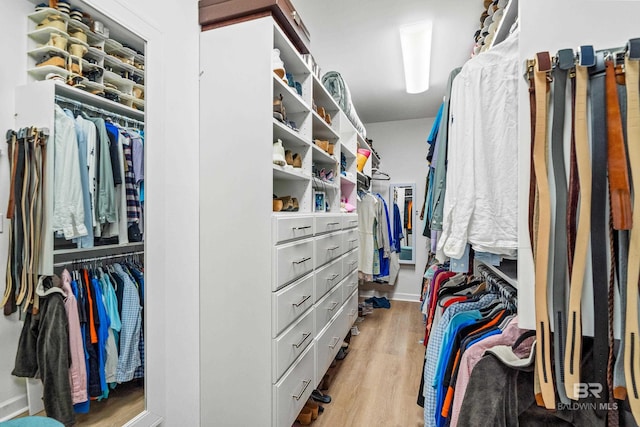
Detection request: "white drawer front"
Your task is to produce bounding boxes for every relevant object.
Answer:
[273,342,315,427]
[315,284,343,335]
[314,215,343,235]
[315,308,345,386]
[342,228,359,252]
[273,308,314,383]
[341,269,358,304]
[272,214,314,244]
[314,257,343,302]
[273,238,314,290]
[342,214,358,230]
[344,288,359,330]
[342,248,359,275]
[272,273,315,337]
[314,231,344,268]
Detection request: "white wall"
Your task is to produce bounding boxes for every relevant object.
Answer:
[517,0,640,332]
[0,1,201,425]
[359,117,434,302]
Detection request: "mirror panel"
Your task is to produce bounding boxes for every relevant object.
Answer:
[389,183,416,264]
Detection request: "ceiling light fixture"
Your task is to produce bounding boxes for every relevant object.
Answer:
[399,21,433,94]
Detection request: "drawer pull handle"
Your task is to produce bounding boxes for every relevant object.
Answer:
[348,239,358,243]
[349,220,357,224]
[327,301,339,311]
[349,260,357,266]
[293,226,312,230]
[328,337,340,349]
[327,222,340,226]
[293,332,311,349]
[292,379,312,400]
[293,257,311,265]
[350,309,357,316]
[327,246,340,251]
[293,295,311,307]
[327,274,339,281]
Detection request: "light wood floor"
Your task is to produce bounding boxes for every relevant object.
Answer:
[18,380,144,426]
[310,300,425,427]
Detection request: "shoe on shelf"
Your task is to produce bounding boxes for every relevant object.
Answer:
[291,198,299,212]
[275,195,294,211]
[324,169,334,182]
[285,150,294,169]
[324,112,332,126]
[287,120,299,132]
[320,168,326,181]
[273,94,287,122]
[292,153,302,168]
[327,143,334,155]
[318,106,326,120]
[285,72,296,88]
[296,407,313,426]
[273,195,283,212]
[315,139,329,152]
[273,139,286,166]
[272,48,287,81]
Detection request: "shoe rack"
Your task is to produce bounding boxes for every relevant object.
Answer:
[26,4,145,112]
[199,16,360,427]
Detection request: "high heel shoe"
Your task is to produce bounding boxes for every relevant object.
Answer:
[284,150,294,169]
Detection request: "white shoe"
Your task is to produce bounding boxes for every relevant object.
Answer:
[272,48,287,82]
[273,139,286,166]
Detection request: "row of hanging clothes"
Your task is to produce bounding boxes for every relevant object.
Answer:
[356,181,399,286]
[416,258,600,426]
[12,252,145,427]
[52,96,145,253]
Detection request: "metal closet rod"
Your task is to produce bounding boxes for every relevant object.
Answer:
[53,250,145,267]
[54,95,145,127]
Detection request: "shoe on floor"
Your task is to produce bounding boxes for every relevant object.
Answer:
[296,407,312,425]
[311,389,331,404]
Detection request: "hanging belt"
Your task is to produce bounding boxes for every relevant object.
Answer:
[607,58,632,230]
[624,37,640,424]
[525,59,538,252]
[2,131,17,315]
[532,51,556,409]
[551,48,575,406]
[565,45,595,401]
[588,51,610,415]
[614,51,631,400]
[567,70,580,276]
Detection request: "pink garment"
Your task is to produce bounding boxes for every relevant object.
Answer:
[61,269,88,405]
[450,316,532,427]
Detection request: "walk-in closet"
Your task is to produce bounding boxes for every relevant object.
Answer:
[1,1,640,426]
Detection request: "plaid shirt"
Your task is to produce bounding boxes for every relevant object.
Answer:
[423,294,496,427]
[115,263,142,383]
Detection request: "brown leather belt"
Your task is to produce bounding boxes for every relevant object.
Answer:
[606,58,632,230]
[532,51,556,409]
[526,59,538,252]
[565,45,595,401]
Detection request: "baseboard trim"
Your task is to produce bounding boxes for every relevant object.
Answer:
[359,290,420,302]
[0,394,28,422]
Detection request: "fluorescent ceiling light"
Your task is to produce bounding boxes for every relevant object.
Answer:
[399,21,433,94]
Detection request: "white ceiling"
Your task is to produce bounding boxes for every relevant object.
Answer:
[292,0,483,124]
